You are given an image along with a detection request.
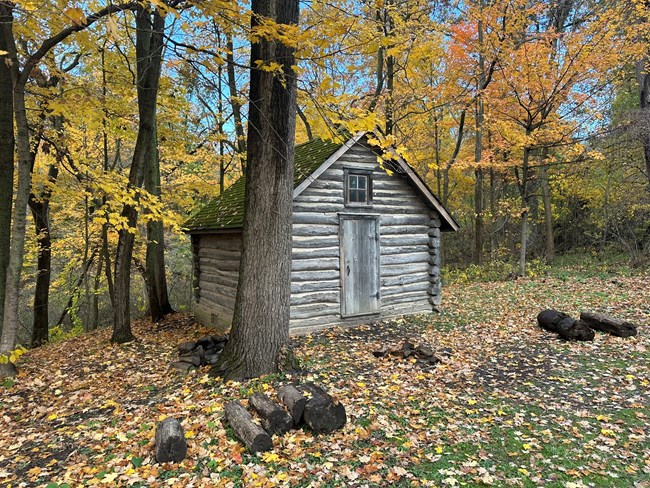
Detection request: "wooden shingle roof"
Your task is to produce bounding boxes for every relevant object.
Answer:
[184,137,343,232]
[184,132,459,232]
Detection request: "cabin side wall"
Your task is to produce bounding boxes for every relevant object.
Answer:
[192,233,242,330]
[290,139,442,335]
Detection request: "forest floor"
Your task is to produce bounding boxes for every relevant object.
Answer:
[1,268,649,487]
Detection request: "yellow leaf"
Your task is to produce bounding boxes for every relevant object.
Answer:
[64,7,87,26]
[100,472,119,483]
[518,468,529,476]
[261,452,279,463]
[48,413,58,421]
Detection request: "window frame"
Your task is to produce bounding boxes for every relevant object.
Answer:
[344,168,373,207]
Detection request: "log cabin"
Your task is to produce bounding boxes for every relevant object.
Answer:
[184,132,459,335]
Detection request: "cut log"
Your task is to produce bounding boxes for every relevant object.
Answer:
[155,418,187,463]
[557,318,594,341]
[277,385,307,425]
[579,312,638,338]
[249,392,294,436]
[298,383,346,434]
[223,401,273,453]
[537,309,572,333]
[537,309,594,341]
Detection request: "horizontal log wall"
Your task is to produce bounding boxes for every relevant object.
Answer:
[193,233,242,331]
[290,139,440,334]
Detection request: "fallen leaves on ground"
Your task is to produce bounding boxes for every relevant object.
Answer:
[0,273,648,487]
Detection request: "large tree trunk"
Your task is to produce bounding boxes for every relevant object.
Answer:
[0,8,32,377]
[112,4,165,343]
[213,0,299,380]
[0,2,14,343]
[145,125,173,323]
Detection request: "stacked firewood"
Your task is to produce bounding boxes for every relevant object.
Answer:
[372,340,444,370]
[224,383,346,453]
[537,309,638,341]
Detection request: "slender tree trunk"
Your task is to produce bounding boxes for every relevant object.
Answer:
[540,149,555,263]
[0,2,14,343]
[474,11,486,266]
[56,252,97,327]
[112,4,165,343]
[385,4,394,137]
[213,0,299,380]
[296,104,313,141]
[28,163,58,347]
[636,59,650,189]
[90,253,103,330]
[145,124,173,323]
[226,34,247,161]
[489,167,497,258]
[367,7,384,113]
[519,145,531,276]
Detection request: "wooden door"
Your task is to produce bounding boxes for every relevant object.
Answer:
[340,215,380,316]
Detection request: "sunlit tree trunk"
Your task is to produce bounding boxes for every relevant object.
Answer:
[112,4,165,343]
[213,0,299,380]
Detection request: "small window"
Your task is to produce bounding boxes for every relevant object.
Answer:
[345,170,372,206]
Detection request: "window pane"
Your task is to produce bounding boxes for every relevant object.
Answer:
[347,173,370,204]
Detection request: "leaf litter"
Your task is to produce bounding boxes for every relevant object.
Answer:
[0,274,648,487]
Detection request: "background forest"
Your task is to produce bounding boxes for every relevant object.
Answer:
[1,0,649,351]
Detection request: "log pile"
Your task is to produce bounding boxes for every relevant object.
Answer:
[170,335,228,372]
[224,382,346,453]
[537,309,638,341]
[372,340,442,370]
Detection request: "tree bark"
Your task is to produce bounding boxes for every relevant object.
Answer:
[519,145,531,277]
[0,2,14,343]
[473,10,486,266]
[540,157,555,263]
[28,163,58,347]
[636,59,650,189]
[0,4,31,377]
[579,312,638,338]
[212,0,299,380]
[145,124,173,323]
[112,4,165,343]
[224,401,273,453]
[248,392,294,435]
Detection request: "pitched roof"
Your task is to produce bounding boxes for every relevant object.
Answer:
[184,132,459,232]
[184,137,343,231]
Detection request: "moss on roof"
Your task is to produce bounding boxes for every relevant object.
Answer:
[184,137,343,231]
